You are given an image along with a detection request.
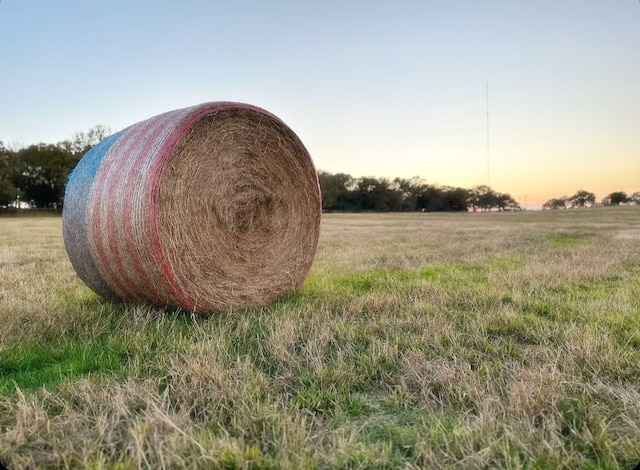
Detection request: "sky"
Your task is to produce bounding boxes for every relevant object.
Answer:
[1,1,639,209]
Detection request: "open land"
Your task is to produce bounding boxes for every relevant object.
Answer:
[0,208,639,469]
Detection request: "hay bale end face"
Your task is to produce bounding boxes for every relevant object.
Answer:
[63,102,322,313]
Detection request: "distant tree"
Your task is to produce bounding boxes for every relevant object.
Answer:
[418,185,446,212]
[631,192,640,205]
[393,177,425,211]
[443,186,470,211]
[14,144,75,207]
[569,190,596,208]
[0,141,21,206]
[602,191,629,206]
[542,197,568,210]
[318,171,352,211]
[495,192,520,211]
[468,185,497,211]
[353,176,402,211]
[467,186,482,212]
[58,124,112,157]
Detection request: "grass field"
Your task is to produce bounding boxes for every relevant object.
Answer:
[1,208,639,469]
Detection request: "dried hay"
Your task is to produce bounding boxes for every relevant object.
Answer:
[63,102,322,313]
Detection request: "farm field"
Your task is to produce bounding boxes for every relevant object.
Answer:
[0,208,639,469]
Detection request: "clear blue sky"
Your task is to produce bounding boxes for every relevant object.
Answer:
[1,1,639,208]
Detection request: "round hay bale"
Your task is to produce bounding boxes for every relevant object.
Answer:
[63,102,322,313]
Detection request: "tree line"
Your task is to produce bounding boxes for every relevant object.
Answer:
[1,126,520,212]
[0,126,111,208]
[318,172,520,212]
[2,127,636,213]
[543,190,640,209]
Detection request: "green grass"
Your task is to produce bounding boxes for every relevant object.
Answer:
[0,338,125,394]
[1,208,640,469]
[551,233,590,247]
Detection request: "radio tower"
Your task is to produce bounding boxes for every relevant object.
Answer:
[486,79,491,187]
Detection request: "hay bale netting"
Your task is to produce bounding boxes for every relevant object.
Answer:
[63,102,322,313]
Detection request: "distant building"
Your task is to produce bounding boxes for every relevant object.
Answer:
[9,198,32,209]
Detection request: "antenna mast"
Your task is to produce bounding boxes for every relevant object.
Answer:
[486,79,491,187]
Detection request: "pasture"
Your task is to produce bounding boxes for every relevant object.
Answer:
[0,208,639,469]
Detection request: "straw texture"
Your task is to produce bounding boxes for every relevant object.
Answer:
[63,102,322,313]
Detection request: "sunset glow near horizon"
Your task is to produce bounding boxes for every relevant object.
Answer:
[1,1,638,209]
